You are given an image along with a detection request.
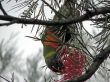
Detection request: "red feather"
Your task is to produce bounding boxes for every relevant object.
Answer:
[43,30,59,49]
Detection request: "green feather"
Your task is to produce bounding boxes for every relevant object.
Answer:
[43,45,56,60]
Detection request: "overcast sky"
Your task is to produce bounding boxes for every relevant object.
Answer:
[0,1,43,58]
[0,1,103,82]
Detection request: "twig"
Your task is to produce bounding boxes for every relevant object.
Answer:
[0,2,8,15]
[24,79,28,82]
[0,20,17,26]
[11,72,14,82]
[26,36,41,41]
[0,75,10,82]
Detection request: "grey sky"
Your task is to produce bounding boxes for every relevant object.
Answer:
[0,1,106,82]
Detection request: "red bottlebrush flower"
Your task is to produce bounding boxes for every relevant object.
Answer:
[54,47,86,82]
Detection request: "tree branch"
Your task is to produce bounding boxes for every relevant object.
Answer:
[66,45,110,82]
[0,7,110,26]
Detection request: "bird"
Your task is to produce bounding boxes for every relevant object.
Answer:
[41,26,71,73]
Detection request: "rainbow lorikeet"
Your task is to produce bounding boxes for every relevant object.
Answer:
[42,27,71,73]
